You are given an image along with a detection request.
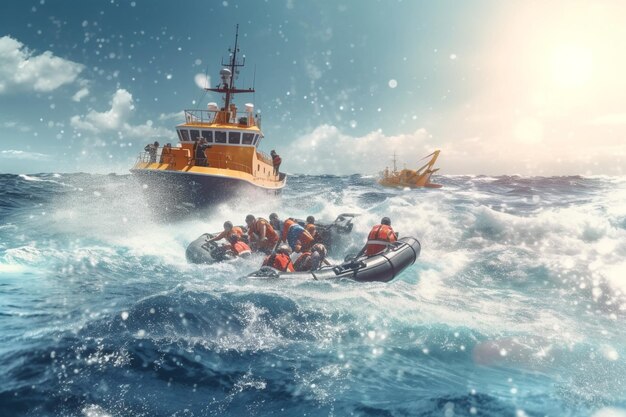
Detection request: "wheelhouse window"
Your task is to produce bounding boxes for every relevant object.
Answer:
[180,129,190,141]
[252,134,260,146]
[190,130,201,142]
[202,130,213,143]
[215,131,227,144]
[228,132,241,144]
[242,133,254,145]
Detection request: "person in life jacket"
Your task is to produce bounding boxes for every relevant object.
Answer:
[245,214,279,254]
[224,234,252,258]
[270,150,282,176]
[305,215,320,242]
[281,218,314,253]
[294,243,328,272]
[208,221,244,243]
[262,244,294,272]
[363,217,397,256]
[269,213,283,236]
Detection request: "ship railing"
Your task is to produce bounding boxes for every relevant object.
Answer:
[256,150,272,165]
[206,152,253,175]
[184,109,262,128]
[135,149,258,176]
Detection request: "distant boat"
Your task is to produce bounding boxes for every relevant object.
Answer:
[378,150,442,189]
[130,25,286,211]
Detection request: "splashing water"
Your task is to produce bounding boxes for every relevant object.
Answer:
[1,173,625,416]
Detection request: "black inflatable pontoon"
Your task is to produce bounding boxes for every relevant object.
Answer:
[185,213,357,264]
[247,236,421,283]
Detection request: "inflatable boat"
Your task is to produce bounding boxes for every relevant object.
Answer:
[185,213,356,264]
[246,236,421,283]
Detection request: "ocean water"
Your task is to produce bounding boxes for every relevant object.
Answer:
[1,172,625,417]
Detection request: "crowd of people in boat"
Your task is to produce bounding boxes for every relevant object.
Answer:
[208,214,397,273]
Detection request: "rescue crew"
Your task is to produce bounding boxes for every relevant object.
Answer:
[269,213,283,236]
[262,244,294,272]
[144,141,159,163]
[224,234,252,258]
[363,216,397,256]
[245,214,279,254]
[305,215,320,243]
[281,217,314,253]
[270,150,282,176]
[293,243,328,272]
[208,221,244,243]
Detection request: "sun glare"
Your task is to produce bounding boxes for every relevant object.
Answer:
[550,44,593,88]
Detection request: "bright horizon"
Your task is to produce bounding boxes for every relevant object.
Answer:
[1,0,625,176]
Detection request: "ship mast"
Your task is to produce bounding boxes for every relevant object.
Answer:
[392,151,398,173]
[206,24,254,111]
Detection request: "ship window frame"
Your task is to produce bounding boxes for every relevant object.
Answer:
[214,131,227,144]
[228,131,241,145]
[190,129,201,142]
[201,130,213,143]
[177,129,184,142]
[242,132,254,145]
[180,129,190,142]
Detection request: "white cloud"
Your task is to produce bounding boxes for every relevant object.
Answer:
[0,36,84,93]
[1,149,50,160]
[70,88,172,140]
[282,125,433,175]
[158,111,185,122]
[72,87,89,102]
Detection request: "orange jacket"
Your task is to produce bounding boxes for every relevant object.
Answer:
[305,223,317,239]
[248,218,278,244]
[214,226,243,241]
[230,241,252,256]
[263,253,294,272]
[364,224,397,256]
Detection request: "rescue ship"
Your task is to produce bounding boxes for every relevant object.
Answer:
[130,25,286,210]
[379,150,442,189]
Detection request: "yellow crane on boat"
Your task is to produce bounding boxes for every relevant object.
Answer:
[378,150,442,189]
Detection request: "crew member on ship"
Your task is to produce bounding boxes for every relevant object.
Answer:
[245,214,279,254]
[262,244,294,272]
[281,218,314,253]
[362,217,397,256]
[144,141,159,163]
[293,243,327,272]
[195,137,211,167]
[208,221,244,243]
[270,150,281,176]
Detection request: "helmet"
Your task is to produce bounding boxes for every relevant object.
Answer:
[306,215,315,224]
[277,244,292,254]
[223,221,233,230]
[245,214,255,224]
[381,217,391,226]
[269,213,279,221]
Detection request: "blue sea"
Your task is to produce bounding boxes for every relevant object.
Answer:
[1,173,625,417]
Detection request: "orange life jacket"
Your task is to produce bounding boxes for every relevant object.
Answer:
[248,218,278,244]
[272,155,281,166]
[365,224,397,256]
[231,241,251,256]
[263,253,294,272]
[214,226,244,242]
[294,243,327,271]
[305,223,317,239]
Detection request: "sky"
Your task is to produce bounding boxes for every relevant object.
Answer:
[0,0,625,176]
